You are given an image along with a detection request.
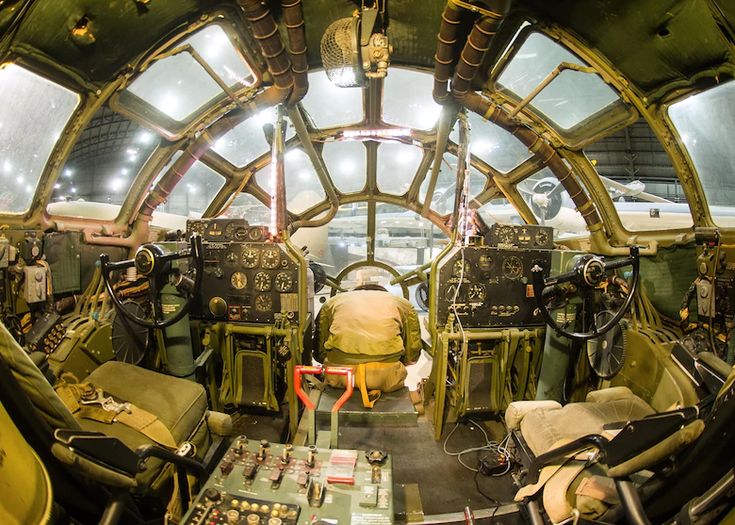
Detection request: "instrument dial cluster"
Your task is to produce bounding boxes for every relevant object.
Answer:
[186,219,301,324]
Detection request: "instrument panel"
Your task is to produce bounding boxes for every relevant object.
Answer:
[485,223,553,250]
[435,245,552,328]
[187,219,301,324]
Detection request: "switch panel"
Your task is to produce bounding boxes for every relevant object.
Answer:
[24,266,47,304]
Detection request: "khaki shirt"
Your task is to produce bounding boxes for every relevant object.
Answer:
[315,290,421,365]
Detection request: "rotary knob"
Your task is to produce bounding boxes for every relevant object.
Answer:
[203,488,221,503]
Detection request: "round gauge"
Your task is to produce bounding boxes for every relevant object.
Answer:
[496,225,516,245]
[444,284,465,302]
[468,284,486,302]
[224,222,236,240]
[189,221,205,235]
[225,250,239,264]
[255,294,273,312]
[452,260,471,278]
[248,228,264,242]
[254,271,272,291]
[274,272,293,292]
[535,229,550,247]
[479,254,494,271]
[261,248,280,269]
[502,256,523,280]
[234,227,248,241]
[230,271,247,290]
[242,248,259,268]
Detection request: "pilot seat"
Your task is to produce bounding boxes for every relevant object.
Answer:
[0,320,227,520]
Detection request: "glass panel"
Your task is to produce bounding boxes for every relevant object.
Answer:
[156,154,226,217]
[127,25,254,123]
[0,64,79,214]
[301,71,363,128]
[383,68,441,130]
[322,141,367,194]
[497,32,619,130]
[518,168,587,238]
[476,197,521,227]
[220,192,271,224]
[340,266,405,297]
[213,108,296,168]
[49,107,160,216]
[669,81,735,227]
[292,203,368,274]
[374,203,449,268]
[450,113,532,172]
[377,142,423,195]
[255,148,326,214]
[419,154,486,215]
[585,119,693,231]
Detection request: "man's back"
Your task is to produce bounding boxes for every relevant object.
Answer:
[316,290,420,365]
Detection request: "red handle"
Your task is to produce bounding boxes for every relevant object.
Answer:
[294,365,323,410]
[324,367,354,413]
[294,365,354,412]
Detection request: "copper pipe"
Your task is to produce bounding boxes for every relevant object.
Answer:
[281,0,309,105]
[433,1,465,105]
[450,1,511,100]
[138,87,286,220]
[465,94,603,228]
[239,0,294,93]
[438,0,602,230]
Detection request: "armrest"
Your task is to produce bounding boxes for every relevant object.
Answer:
[54,429,141,476]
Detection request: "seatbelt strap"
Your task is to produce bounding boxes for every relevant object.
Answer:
[355,363,381,408]
[55,381,178,449]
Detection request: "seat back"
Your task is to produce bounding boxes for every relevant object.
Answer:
[0,321,79,431]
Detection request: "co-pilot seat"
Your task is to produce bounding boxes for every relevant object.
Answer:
[0,320,211,495]
[506,386,708,522]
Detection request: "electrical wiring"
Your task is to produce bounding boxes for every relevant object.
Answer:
[442,419,513,476]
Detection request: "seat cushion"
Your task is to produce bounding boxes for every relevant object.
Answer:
[520,396,655,457]
[79,361,208,488]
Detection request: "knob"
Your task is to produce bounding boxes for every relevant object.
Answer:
[247,514,260,525]
[209,296,228,317]
[226,509,240,524]
[203,488,221,502]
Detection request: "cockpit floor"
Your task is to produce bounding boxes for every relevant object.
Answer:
[335,416,518,517]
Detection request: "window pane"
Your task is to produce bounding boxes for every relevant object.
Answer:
[0,64,79,214]
[256,149,326,214]
[375,203,448,267]
[419,154,486,215]
[383,68,441,130]
[518,168,587,238]
[669,81,735,227]
[127,25,254,123]
[377,142,423,195]
[476,198,520,227]
[585,119,693,231]
[213,107,294,168]
[48,107,160,217]
[156,154,225,217]
[451,113,531,172]
[301,71,363,128]
[322,141,367,194]
[498,32,619,130]
[292,203,368,274]
[221,192,270,224]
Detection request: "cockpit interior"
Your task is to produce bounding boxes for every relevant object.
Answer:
[1,1,734,524]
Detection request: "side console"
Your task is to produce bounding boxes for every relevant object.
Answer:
[183,438,394,525]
